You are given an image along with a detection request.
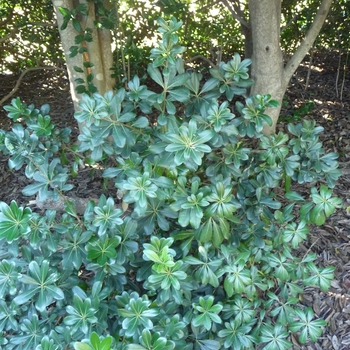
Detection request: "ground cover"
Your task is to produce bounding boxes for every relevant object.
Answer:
[0,50,350,349]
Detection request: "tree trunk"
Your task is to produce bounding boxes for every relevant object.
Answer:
[241,24,252,60]
[248,0,284,135]
[247,0,333,135]
[52,0,85,113]
[52,0,115,129]
[81,0,115,94]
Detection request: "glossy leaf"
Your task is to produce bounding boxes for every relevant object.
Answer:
[0,201,32,242]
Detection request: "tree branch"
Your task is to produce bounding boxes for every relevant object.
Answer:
[220,0,250,28]
[0,28,18,44]
[231,0,249,25]
[0,66,66,106]
[281,12,299,33]
[0,7,15,27]
[25,22,58,27]
[283,0,333,85]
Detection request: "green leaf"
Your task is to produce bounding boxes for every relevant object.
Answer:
[310,205,325,226]
[86,236,121,266]
[167,73,189,89]
[72,18,82,32]
[93,197,123,236]
[14,260,64,312]
[260,324,292,349]
[0,201,32,242]
[290,308,326,343]
[73,66,84,73]
[168,88,190,102]
[64,295,98,334]
[285,191,305,202]
[304,263,334,291]
[132,117,149,128]
[201,78,219,93]
[147,64,164,87]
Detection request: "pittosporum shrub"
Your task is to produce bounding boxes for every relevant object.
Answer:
[0,17,342,350]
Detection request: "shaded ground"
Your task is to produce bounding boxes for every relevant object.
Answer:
[0,50,350,349]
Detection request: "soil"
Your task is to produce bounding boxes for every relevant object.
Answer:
[0,50,350,349]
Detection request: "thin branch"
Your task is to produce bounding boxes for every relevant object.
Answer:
[0,66,66,106]
[24,22,58,27]
[304,47,314,91]
[281,12,299,33]
[335,49,341,98]
[220,0,250,28]
[0,7,15,27]
[340,51,348,101]
[283,0,333,85]
[231,0,248,23]
[0,28,18,44]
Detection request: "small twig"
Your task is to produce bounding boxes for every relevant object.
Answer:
[302,236,321,261]
[120,46,127,88]
[0,7,15,27]
[335,49,341,98]
[220,0,250,28]
[304,47,314,92]
[0,66,65,106]
[281,12,299,33]
[22,21,58,28]
[217,45,222,65]
[340,51,348,101]
[0,27,18,44]
[127,55,130,83]
[231,0,249,24]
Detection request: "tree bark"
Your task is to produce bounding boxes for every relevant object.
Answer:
[52,0,85,113]
[82,0,115,93]
[247,0,333,135]
[52,0,115,120]
[249,0,284,135]
[283,0,333,84]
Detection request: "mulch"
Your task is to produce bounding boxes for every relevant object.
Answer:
[0,50,350,349]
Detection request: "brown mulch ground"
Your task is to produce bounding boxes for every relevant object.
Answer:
[0,50,350,349]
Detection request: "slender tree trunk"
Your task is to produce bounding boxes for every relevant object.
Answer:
[52,0,85,113]
[52,0,115,130]
[246,0,333,135]
[248,0,285,135]
[82,0,115,93]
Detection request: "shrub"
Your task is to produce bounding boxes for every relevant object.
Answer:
[0,17,342,350]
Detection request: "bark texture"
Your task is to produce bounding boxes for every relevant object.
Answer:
[249,0,284,135]
[52,0,115,116]
[52,0,85,113]
[82,0,115,93]
[247,0,333,135]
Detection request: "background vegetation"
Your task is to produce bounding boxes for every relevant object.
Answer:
[1,0,349,77]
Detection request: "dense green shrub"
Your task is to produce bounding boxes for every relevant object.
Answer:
[0,18,342,350]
